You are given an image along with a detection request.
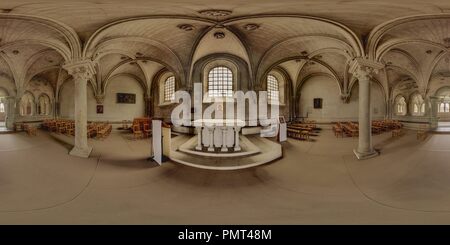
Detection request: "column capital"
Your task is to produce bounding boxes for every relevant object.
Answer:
[349,58,384,81]
[63,59,96,81]
[94,94,105,104]
[340,93,351,103]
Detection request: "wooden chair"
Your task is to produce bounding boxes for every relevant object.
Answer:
[333,125,344,138]
[300,130,310,141]
[417,129,427,141]
[132,124,143,140]
[143,123,152,138]
[392,129,402,137]
[24,125,37,136]
[49,121,57,132]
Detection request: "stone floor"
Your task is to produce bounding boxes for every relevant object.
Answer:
[1,129,450,224]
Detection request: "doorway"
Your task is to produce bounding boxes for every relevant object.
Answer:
[437,99,450,132]
[0,97,6,131]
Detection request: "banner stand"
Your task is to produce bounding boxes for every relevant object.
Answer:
[147,120,169,165]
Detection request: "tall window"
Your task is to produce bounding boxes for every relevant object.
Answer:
[413,104,418,113]
[395,96,407,116]
[208,66,233,97]
[439,102,450,113]
[0,102,4,113]
[164,76,175,101]
[38,95,51,115]
[20,93,34,116]
[267,75,279,103]
[410,93,425,116]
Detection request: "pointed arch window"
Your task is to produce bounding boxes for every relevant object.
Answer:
[20,93,35,116]
[267,75,279,104]
[164,76,175,102]
[208,66,233,97]
[395,96,407,116]
[410,93,425,116]
[38,95,51,116]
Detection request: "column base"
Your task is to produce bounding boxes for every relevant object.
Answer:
[234,147,241,152]
[353,149,379,160]
[70,145,93,158]
[195,146,202,151]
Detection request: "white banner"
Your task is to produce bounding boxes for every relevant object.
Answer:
[152,120,162,165]
[279,123,287,142]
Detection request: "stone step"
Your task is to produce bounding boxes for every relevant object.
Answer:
[169,134,282,170]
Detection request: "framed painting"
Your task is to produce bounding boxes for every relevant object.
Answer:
[313,98,322,109]
[117,93,136,104]
[96,105,104,114]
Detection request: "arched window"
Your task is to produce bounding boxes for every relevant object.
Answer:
[413,104,418,113]
[395,96,407,116]
[410,93,425,116]
[20,93,35,116]
[208,66,233,97]
[0,102,4,113]
[164,76,175,102]
[38,95,51,116]
[439,103,445,113]
[267,75,279,103]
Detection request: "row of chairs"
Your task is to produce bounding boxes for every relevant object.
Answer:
[333,122,358,138]
[286,121,317,141]
[42,119,74,134]
[333,120,404,138]
[88,123,112,139]
[132,123,151,140]
[43,119,112,139]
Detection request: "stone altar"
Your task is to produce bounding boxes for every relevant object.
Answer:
[193,119,245,152]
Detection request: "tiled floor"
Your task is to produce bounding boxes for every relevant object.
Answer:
[1,129,450,224]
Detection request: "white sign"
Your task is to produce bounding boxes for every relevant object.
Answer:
[152,120,162,165]
[278,116,287,142]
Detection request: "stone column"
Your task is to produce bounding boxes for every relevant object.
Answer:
[234,126,241,151]
[208,127,215,152]
[195,126,202,150]
[221,127,228,152]
[5,96,16,130]
[63,60,96,158]
[429,96,439,130]
[349,58,384,160]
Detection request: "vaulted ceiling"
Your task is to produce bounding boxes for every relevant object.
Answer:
[0,0,450,98]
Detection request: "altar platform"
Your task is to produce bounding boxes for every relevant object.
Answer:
[178,134,260,157]
[170,134,282,170]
